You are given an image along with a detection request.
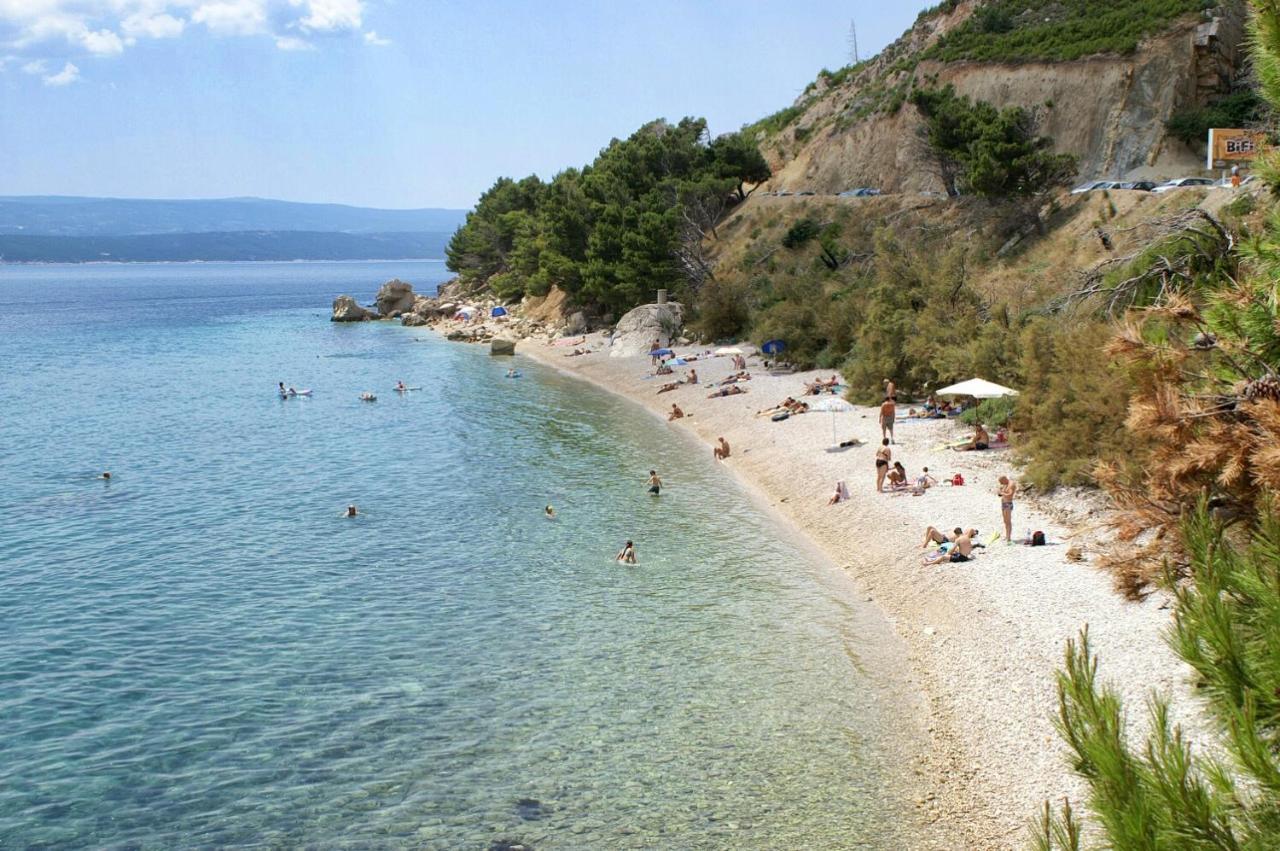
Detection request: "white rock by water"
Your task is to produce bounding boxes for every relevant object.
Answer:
[608,302,684,358]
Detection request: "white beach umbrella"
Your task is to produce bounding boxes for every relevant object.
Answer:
[807,395,856,446]
[935,378,1019,398]
[714,346,744,356]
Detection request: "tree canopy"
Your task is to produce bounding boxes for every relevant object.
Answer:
[446,118,770,315]
[910,85,1077,197]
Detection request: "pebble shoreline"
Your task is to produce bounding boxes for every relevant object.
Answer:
[436,324,1212,849]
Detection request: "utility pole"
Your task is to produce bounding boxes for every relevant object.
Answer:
[848,19,859,65]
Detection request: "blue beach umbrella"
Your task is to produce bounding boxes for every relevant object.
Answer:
[761,339,786,355]
[491,306,508,317]
[650,347,673,357]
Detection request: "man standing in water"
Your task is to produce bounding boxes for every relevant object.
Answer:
[647,470,662,496]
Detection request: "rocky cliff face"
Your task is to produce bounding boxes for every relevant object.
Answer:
[760,0,1248,192]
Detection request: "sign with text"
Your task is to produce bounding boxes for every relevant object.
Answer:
[1207,128,1270,169]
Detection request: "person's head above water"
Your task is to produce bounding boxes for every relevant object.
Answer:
[346,505,357,516]
[101,471,111,480]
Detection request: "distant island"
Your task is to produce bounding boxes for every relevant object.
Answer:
[0,196,467,263]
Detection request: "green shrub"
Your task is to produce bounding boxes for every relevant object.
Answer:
[923,0,1207,63]
[1166,89,1267,146]
[958,395,1016,426]
[782,217,822,248]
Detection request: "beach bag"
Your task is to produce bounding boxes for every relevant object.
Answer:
[951,474,965,486]
[1031,530,1046,547]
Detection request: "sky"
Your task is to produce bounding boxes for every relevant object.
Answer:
[0,1,935,209]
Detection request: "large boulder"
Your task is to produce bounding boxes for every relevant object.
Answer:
[563,311,589,336]
[491,338,517,356]
[609,302,684,358]
[374,279,416,317]
[401,312,429,327]
[332,295,373,322]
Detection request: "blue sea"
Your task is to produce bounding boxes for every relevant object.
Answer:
[0,261,925,848]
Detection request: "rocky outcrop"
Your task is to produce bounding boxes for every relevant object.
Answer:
[401,312,429,327]
[375,279,416,317]
[331,295,373,322]
[490,338,517,356]
[757,0,1247,191]
[609,302,684,358]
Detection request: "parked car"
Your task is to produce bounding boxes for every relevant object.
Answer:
[797,190,816,196]
[775,190,793,197]
[1152,177,1215,193]
[1117,181,1156,191]
[1070,180,1113,194]
[838,187,882,197]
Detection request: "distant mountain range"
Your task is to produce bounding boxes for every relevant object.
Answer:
[0,196,468,262]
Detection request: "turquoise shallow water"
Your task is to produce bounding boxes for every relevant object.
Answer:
[0,262,922,848]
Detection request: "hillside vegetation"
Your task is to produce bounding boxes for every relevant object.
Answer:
[920,0,1212,62]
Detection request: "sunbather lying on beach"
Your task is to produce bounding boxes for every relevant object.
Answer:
[708,385,746,398]
[922,526,965,548]
[719,371,751,385]
[564,348,589,357]
[657,382,681,394]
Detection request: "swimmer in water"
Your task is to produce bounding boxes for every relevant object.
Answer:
[344,504,358,517]
[99,471,111,480]
[616,540,637,564]
[278,381,288,399]
[396,380,407,392]
[647,470,662,495]
[545,505,556,519]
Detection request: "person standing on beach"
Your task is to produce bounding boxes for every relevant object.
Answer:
[879,397,896,444]
[998,475,1017,542]
[714,437,731,461]
[875,438,891,491]
[883,378,896,400]
[647,470,662,495]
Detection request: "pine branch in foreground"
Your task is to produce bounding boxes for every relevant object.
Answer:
[1032,500,1280,850]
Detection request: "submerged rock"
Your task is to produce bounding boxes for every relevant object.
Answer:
[490,338,517,356]
[331,295,373,322]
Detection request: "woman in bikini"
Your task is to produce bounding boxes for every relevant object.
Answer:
[998,475,1017,542]
[875,438,891,492]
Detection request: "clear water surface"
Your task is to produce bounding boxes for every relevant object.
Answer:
[0,261,925,848]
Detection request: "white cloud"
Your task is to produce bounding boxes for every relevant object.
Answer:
[80,27,124,54]
[42,60,78,85]
[0,0,382,76]
[292,0,362,33]
[122,12,185,40]
[191,1,267,36]
[22,58,47,74]
[274,34,312,50]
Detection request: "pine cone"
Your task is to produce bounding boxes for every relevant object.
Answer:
[1244,376,1280,402]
